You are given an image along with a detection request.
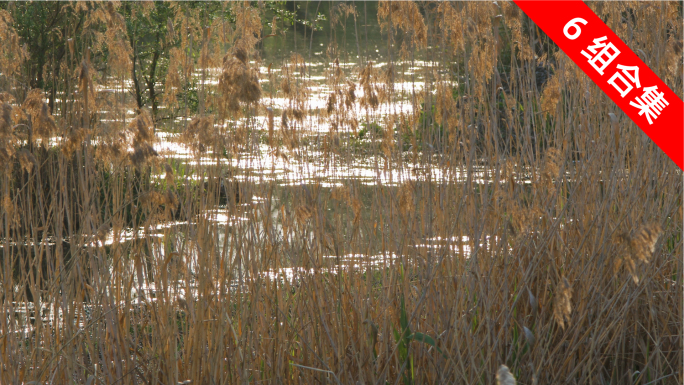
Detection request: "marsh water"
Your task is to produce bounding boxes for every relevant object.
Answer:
[4,4,472,330]
[115,9,473,269]
[6,1,556,336]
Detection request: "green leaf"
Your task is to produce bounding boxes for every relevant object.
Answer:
[400,295,409,334]
[408,332,436,346]
[408,332,447,358]
[393,326,401,343]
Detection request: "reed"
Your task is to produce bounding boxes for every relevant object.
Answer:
[0,2,681,384]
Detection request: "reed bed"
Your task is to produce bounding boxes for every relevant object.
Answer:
[0,2,681,384]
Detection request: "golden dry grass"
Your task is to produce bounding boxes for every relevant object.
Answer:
[0,2,681,384]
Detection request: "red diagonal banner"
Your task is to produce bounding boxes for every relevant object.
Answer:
[513,0,683,169]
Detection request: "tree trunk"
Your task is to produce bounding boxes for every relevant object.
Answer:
[146,48,161,120]
[130,32,144,109]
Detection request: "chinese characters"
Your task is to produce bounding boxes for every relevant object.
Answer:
[564,18,669,125]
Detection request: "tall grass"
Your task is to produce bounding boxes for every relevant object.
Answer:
[0,2,681,384]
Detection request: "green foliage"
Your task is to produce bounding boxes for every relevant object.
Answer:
[358,121,383,139]
[393,294,413,385]
[1,3,83,95]
[391,264,446,385]
[264,1,327,31]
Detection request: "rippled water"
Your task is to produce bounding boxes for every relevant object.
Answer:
[5,6,493,332]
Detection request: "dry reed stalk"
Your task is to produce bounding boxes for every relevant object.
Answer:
[553,277,572,330]
[359,61,379,110]
[21,89,58,143]
[127,109,158,168]
[180,116,216,154]
[218,47,261,115]
[0,2,680,384]
[613,223,663,284]
[267,107,274,145]
[0,101,12,137]
[62,127,86,157]
[164,163,174,185]
[378,1,427,51]
[0,9,28,78]
[541,74,560,118]
[15,148,36,173]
